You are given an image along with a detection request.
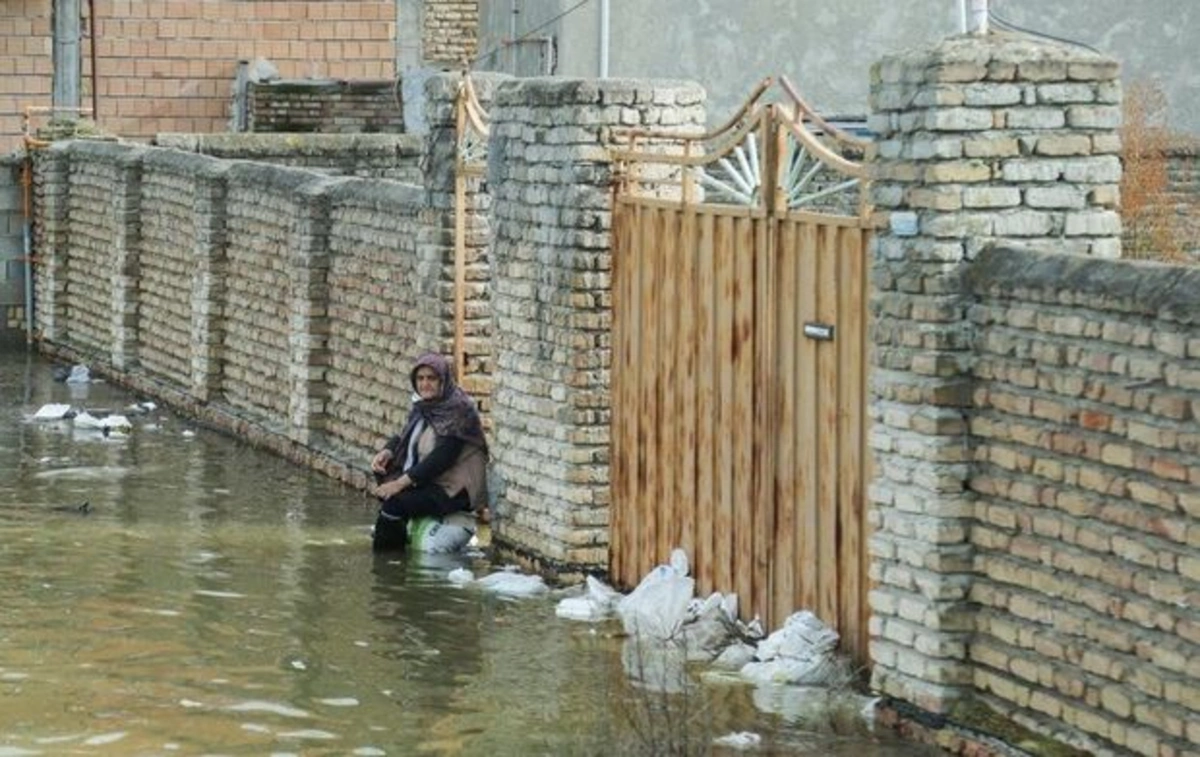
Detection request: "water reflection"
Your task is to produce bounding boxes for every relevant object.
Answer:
[0,347,938,756]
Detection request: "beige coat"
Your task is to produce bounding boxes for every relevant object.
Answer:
[415,425,488,511]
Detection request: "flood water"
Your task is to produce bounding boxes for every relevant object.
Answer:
[0,347,940,756]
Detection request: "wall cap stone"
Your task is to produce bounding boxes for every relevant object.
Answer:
[968,245,1200,323]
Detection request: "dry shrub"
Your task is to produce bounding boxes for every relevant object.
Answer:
[1119,80,1196,263]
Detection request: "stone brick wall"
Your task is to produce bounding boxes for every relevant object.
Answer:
[31,148,67,344]
[966,248,1200,757]
[424,0,478,66]
[867,34,1125,716]
[29,72,485,477]
[245,80,405,136]
[60,142,140,360]
[155,133,425,182]
[870,37,1123,261]
[322,179,428,455]
[1164,140,1199,259]
[421,73,507,406]
[0,155,26,342]
[222,163,342,435]
[486,77,705,571]
[137,150,204,386]
[867,33,1199,757]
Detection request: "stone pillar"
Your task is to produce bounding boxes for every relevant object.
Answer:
[487,78,705,572]
[110,147,146,370]
[286,177,343,446]
[32,144,71,343]
[190,161,229,402]
[866,35,1122,713]
[421,72,508,405]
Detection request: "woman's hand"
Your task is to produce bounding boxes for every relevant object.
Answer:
[372,475,411,500]
[371,448,393,474]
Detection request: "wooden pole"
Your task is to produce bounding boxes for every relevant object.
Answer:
[453,81,467,382]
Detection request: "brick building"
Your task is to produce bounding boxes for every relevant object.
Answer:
[0,0,478,151]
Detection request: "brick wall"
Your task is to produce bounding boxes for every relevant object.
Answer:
[486,78,705,571]
[137,150,203,386]
[1164,140,1199,259]
[322,179,428,454]
[30,71,487,479]
[867,32,1199,757]
[155,132,424,184]
[424,0,477,66]
[0,155,27,342]
[59,143,128,357]
[2,1,485,151]
[0,0,52,152]
[968,248,1199,757]
[419,73,506,406]
[2,0,397,151]
[245,80,404,135]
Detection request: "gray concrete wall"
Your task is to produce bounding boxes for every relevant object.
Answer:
[476,0,1200,134]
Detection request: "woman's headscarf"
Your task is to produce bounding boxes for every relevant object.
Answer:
[397,352,488,455]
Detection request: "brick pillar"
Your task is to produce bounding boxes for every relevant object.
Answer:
[286,177,343,446]
[866,35,1122,713]
[487,78,705,571]
[190,161,229,402]
[420,72,507,405]
[32,144,71,343]
[110,146,146,370]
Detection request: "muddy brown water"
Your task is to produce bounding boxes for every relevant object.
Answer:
[0,347,941,756]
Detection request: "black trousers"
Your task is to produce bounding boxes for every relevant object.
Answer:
[372,482,470,552]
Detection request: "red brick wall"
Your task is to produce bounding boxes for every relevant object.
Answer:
[2,0,397,150]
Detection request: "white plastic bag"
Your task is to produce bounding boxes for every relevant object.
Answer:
[555,575,623,622]
[679,593,737,660]
[616,562,695,640]
[754,610,839,661]
[740,655,841,686]
[475,570,548,597]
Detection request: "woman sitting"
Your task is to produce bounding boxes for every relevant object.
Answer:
[370,353,488,551]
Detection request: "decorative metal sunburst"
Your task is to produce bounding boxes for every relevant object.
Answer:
[781,133,860,210]
[695,131,762,205]
[692,129,860,209]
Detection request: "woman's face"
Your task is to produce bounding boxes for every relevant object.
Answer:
[414,366,442,401]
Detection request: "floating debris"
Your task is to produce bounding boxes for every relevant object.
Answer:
[31,403,74,421]
[713,731,762,749]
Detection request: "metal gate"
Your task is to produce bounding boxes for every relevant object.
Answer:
[609,77,874,663]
